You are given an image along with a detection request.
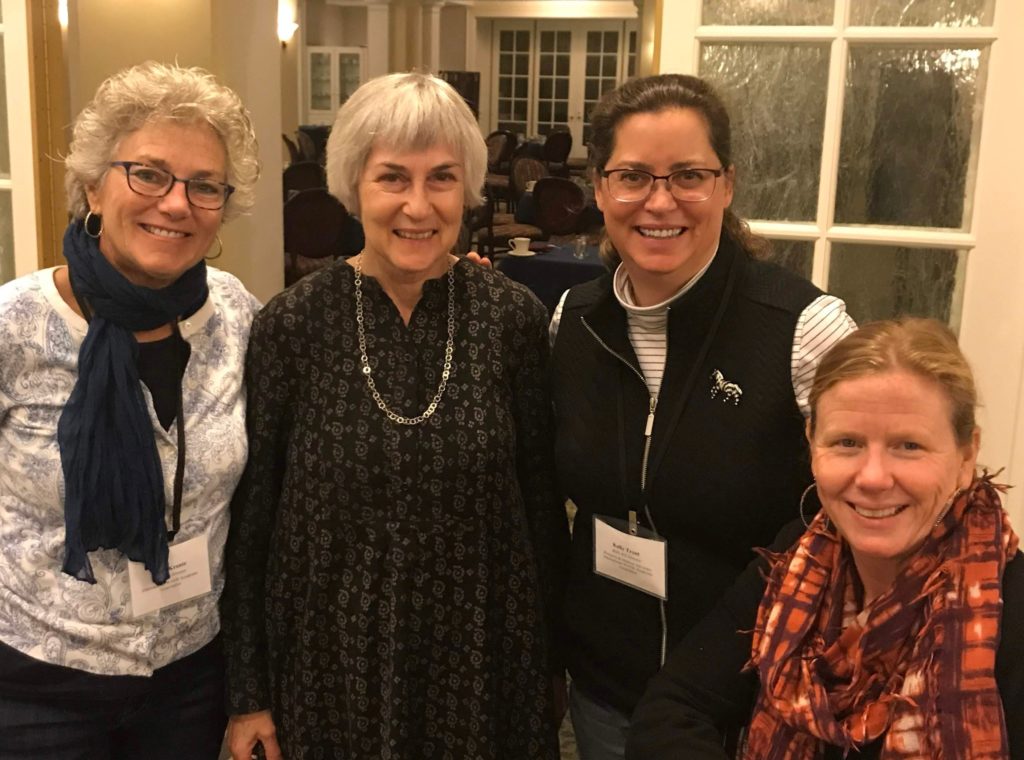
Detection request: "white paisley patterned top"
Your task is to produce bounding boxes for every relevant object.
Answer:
[0,266,260,676]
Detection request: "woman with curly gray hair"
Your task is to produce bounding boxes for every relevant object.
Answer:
[0,61,261,758]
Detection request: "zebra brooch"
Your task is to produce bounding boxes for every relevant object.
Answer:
[710,369,743,406]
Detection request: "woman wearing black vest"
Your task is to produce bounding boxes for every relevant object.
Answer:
[548,74,855,759]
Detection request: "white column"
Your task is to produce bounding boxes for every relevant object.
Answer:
[210,0,285,301]
[365,0,390,79]
[422,1,442,73]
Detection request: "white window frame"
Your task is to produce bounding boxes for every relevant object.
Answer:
[666,1,1024,524]
[1,0,38,279]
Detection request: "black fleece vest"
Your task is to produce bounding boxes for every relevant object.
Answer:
[550,234,824,713]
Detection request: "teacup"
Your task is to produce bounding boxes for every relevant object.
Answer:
[508,237,531,255]
[524,180,537,193]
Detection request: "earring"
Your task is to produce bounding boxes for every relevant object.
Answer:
[84,211,103,239]
[799,483,831,532]
[799,484,816,528]
[204,234,223,261]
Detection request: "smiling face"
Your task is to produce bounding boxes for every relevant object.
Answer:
[356,142,464,283]
[85,120,227,289]
[593,107,734,304]
[809,369,979,590]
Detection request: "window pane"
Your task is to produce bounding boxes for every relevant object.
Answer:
[701,43,829,221]
[702,0,832,25]
[540,31,554,53]
[604,32,618,51]
[850,0,994,26]
[515,54,529,76]
[515,31,529,49]
[836,47,987,229]
[557,31,571,53]
[556,56,569,76]
[0,191,12,284]
[828,244,965,326]
[555,78,568,99]
[539,79,551,99]
[500,31,513,49]
[769,239,814,281]
[587,32,601,53]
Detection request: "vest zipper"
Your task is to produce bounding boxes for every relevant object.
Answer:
[582,317,669,666]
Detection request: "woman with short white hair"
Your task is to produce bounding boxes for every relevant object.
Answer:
[221,72,568,760]
[0,61,260,758]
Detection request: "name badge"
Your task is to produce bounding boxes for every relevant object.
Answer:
[592,515,668,600]
[128,533,213,618]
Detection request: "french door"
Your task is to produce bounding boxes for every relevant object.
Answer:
[669,0,1024,522]
[492,19,637,159]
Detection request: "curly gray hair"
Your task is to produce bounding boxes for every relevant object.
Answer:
[65,61,260,221]
[325,72,487,216]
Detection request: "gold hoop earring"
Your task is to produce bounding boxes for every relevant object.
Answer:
[84,211,103,239]
[204,234,223,261]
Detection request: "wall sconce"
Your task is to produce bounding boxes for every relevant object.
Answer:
[278,1,299,46]
[58,0,69,29]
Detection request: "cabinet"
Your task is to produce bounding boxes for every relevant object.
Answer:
[306,46,365,124]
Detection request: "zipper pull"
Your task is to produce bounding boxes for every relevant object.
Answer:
[644,396,657,436]
[628,510,638,536]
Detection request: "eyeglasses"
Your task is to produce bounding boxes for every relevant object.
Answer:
[109,161,235,210]
[600,167,725,203]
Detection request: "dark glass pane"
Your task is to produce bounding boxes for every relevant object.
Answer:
[515,54,529,76]
[557,56,569,76]
[539,79,552,99]
[558,31,571,52]
[498,99,511,120]
[769,239,814,281]
[499,79,511,98]
[703,0,832,24]
[515,78,527,98]
[604,31,618,51]
[555,102,568,122]
[587,32,601,53]
[828,244,964,326]
[602,56,616,76]
[499,56,512,75]
[836,46,985,229]
[585,79,599,100]
[541,31,554,52]
[540,55,553,76]
[515,31,529,49]
[556,78,569,99]
[586,57,599,76]
[539,101,551,122]
[500,31,513,49]
[851,0,994,26]
[514,101,527,121]
[700,43,829,221]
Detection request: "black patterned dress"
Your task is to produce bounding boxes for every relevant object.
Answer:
[221,259,567,759]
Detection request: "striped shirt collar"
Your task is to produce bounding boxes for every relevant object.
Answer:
[612,244,719,313]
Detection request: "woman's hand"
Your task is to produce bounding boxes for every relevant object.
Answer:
[228,710,283,760]
[464,251,493,268]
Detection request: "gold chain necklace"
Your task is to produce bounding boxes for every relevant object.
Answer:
[353,258,455,425]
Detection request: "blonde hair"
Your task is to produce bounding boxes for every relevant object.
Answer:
[65,61,260,221]
[325,72,487,216]
[808,318,977,446]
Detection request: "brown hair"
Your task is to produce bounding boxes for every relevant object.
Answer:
[587,74,770,266]
[808,318,977,446]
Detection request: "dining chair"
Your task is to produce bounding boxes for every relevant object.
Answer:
[508,156,549,214]
[283,188,363,286]
[465,196,543,259]
[282,134,301,165]
[283,161,326,199]
[542,130,573,177]
[532,177,586,236]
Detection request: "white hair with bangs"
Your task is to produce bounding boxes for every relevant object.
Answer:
[325,72,487,216]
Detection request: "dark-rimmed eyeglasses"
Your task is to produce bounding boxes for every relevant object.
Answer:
[601,167,725,203]
[109,161,235,211]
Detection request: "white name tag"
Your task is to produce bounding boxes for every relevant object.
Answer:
[128,533,213,618]
[593,516,668,600]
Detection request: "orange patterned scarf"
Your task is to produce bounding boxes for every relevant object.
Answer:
[743,476,1017,760]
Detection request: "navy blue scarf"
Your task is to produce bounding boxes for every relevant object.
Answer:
[58,219,208,584]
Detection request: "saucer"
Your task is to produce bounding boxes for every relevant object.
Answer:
[506,250,535,257]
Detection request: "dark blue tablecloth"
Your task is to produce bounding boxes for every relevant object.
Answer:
[496,244,607,314]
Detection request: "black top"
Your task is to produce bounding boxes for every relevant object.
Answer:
[549,233,825,713]
[137,333,190,430]
[625,519,1024,759]
[220,260,568,758]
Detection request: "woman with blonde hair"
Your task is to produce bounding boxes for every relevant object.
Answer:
[0,61,260,758]
[628,318,1024,759]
